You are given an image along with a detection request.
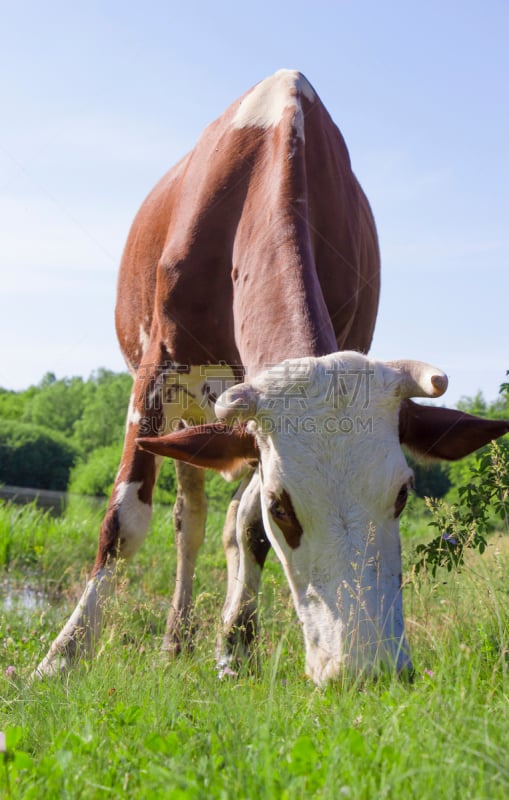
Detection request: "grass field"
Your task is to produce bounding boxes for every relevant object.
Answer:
[1,496,509,798]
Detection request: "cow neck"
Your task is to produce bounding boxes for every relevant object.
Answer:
[233,254,338,376]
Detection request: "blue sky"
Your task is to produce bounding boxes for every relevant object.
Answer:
[1,1,507,406]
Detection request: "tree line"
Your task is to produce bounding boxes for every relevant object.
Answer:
[0,369,233,507]
[0,368,508,505]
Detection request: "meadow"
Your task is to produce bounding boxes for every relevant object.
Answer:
[1,488,509,800]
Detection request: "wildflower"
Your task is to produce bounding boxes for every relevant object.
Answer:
[218,666,237,680]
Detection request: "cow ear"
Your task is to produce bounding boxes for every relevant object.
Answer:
[136,423,259,475]
[399,399,509,461]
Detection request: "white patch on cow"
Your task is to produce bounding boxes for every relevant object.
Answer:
[126,393,141,429]
[238,351,415,684]
[220,472,262,643]
[139,323,150,355]
[32,566,114,678]
[115,481,152,557]
[232,69,315,139]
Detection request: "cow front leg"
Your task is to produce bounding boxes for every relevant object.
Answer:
[162,460,207,655]
[216,472,270,674]
[33,372,161,678]
[220,472,254,626]
[34,451,157,677]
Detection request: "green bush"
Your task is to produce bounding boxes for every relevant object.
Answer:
[68,443,179,505]
[406,454,451,499]
[68,443,123,498]
[68,442,239,510]
[414,440,509,575]
[0,419,77,491]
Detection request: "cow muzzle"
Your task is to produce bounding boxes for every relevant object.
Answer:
[297,585,412,686]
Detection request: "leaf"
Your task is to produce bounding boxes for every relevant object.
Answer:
[12,750,34,771]
[288,735,319,776]
[5,726,23,750]
[413,441,509,575]
[144,731,179,755]
[337,728,368,758]
[114,702,142,726]
[64,729,94,753]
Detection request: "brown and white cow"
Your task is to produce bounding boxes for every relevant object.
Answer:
[35,70,508,684]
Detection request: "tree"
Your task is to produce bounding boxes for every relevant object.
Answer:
[22,376,87,438]
[0,385,37,421]
[72,370,132,454]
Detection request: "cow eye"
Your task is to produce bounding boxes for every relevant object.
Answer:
[269,498,288,521]
[267,491,303,550]
[394,484,409,518]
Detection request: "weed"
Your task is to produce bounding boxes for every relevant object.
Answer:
[414,441,509,576]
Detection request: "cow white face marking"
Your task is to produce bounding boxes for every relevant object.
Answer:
[232,69,315,139]
[216,352,439,683]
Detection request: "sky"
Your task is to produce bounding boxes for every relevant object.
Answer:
[1,0,507,406]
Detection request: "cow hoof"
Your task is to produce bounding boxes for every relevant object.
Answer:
[160,639,182,657]
[218,665,238,680]
[216,656,238,680]
[30,655,68,682]
[161,632,195,657]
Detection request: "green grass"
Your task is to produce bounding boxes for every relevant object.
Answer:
[2,499,509,798]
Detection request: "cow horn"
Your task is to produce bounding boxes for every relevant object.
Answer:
[385,360,448,399]
[215,383,259,423]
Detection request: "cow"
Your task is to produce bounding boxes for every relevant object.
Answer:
[35,70,509,685]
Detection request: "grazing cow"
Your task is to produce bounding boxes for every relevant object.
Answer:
[35,70,509,684]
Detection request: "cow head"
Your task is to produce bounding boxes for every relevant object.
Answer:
[138,352,509,685]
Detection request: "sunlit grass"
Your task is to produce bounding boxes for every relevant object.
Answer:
[2,499,509,798]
